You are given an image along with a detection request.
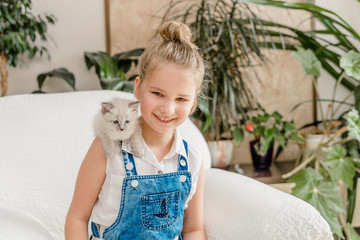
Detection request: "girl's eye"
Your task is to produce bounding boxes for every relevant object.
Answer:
[113,120,119,124]
[176,97,187,102]
[152,91,163,97]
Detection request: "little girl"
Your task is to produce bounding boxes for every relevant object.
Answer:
[65,20,207,240]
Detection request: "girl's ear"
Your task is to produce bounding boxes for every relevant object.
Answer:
[134,76,141,100]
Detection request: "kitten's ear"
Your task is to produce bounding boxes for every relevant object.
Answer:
[129,101,140,112]
[101,102,114,114]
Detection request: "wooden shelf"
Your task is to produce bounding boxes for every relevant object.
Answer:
[226,160,296,184]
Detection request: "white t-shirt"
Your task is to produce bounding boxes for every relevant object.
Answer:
[90,128,202,237]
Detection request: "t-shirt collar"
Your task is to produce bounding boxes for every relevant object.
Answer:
[121,128,187,161]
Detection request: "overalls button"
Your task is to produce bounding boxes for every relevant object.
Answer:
[180,159,186,166]
[180,175,186,182]
[126,163,134,170]
[131,180,138,188]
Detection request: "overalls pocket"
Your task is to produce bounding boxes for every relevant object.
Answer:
[141,190,179,230]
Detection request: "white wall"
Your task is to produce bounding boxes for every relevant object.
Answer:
[7,0,106,95]
[316,0,360,119]
[5,0,360,99]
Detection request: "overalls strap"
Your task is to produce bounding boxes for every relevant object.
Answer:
[177,140,189,171]
[121,143,138,177]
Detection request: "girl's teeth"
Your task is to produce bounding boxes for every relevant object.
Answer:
[157,115,172,122]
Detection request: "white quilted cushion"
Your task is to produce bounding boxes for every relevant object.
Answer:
[204,169,333,240]
[0,90,210,240]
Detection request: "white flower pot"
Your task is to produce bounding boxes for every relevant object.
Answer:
[207,140,234,168]
[306,134,339,151]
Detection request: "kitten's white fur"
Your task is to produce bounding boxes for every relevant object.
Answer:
[94,98,144,158]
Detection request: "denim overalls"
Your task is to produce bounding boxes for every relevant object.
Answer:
[90,140,191,240]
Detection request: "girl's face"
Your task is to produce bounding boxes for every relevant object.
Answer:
[134,62,197,138]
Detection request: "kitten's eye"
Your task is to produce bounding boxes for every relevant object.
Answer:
[113,120,119,124]
[152,91,163,97]
[125,120,130,124]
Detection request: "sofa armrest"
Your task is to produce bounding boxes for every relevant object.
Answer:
[0,204,54,240]
[204,168,332,240]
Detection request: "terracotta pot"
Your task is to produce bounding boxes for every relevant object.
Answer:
[207,140,234,168]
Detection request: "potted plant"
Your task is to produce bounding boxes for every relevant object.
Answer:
[284,47,360,239]
[162,0,273,166]
[0,0,56,96]
[84,48,144,92]
[162,0,360,167]
[245,105,304,170]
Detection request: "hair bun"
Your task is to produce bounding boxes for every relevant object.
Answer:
[159,20,192,44]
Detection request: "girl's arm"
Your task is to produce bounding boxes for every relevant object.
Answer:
[182,161,206,240]
[65,137,107,240]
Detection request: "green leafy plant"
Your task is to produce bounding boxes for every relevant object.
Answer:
[0,0,56,96]
[284,48,360,239]
[33,68,75,94]
[163,0,360,146]
[243,0,360,92]
[291,47,360,130]
[245,106,304,157]
[84,48,144,92]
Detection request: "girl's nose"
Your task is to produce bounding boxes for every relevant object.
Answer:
[160,100,175,114]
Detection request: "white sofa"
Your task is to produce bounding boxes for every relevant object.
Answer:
[0,90,332,240]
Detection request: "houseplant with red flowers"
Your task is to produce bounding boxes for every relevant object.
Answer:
[245,106,304,169]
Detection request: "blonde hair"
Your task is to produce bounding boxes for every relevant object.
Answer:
[138,21,206,96]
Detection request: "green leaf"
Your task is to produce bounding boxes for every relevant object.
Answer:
[289,168,323,198]
[289,168,345,237]
[259,138,273,154]
[36,68,76,91]
[117,60,132,74]
[345,223,360,240]
[272,111,283,122]
[32,90,46,94]
[284,121,297,131]
[289,131,305,143]
[291,47,322,77]
[232,127,244,146]
[84,52,117,79]
[112,48,144,60]
[344,109,360,142]
[354,85,360,113]
[275,134,286,148]
[326,145,356,190]
[84,50,143,92]
[340,50,360,81]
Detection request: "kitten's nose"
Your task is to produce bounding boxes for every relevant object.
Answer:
[118,126,125,131]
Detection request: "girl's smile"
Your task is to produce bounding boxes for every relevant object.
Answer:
[153,113,175,123]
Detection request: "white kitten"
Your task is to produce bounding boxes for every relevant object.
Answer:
[94,98,144,158]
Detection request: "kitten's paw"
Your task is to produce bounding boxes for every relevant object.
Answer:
[132,146,145,158]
